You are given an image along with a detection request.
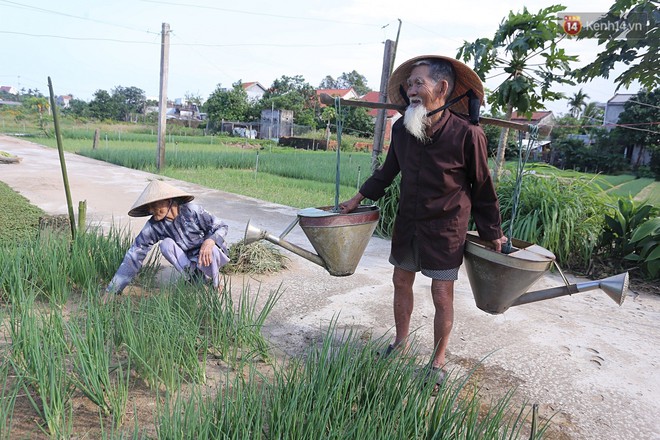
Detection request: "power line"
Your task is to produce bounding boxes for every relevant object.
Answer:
[0,30,158,44]
[0,0,159,35]
[140,0,382,27]
[0,30,380,49]
[629,99,660,110]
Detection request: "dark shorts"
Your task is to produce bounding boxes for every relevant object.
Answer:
[388,237,459,281]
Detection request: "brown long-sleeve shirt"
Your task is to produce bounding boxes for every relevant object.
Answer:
[360,110,503,270]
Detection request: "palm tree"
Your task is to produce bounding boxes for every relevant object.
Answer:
[568,89,589,118]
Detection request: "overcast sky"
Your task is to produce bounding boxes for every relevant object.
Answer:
[0,0,642,115]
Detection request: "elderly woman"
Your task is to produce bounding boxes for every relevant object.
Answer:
[105,179,229,298]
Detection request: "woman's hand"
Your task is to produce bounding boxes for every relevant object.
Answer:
[198,238,216,266]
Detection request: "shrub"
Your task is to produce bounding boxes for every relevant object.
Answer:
[597,198,659,280]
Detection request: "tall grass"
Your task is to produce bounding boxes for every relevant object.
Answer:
[497,173,611,270]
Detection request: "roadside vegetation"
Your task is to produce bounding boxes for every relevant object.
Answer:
[0,189,553,438]
[2,112,658,282]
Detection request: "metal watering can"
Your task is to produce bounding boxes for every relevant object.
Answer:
[244,205,380,276]
[463,232,629,314]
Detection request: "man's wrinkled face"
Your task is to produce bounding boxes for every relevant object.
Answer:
[148,199,173,221]
[406,65,437,110]
[403,65,437,142]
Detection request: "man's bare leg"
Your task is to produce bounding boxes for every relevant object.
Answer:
[430,279,454,368]
[392,267,416,349]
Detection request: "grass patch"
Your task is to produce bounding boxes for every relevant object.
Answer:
[607,177,656,198]
[0,181,44,244]
[164,167,358,209]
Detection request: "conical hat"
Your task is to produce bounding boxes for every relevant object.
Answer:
[128,180,194,217]
[387,55,484,116]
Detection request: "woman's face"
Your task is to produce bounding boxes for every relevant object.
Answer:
[148,199,173,221]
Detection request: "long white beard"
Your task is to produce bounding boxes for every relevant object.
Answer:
[403,104,430,143]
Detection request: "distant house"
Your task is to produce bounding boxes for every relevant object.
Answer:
[604,93,635,129]
[604,93,650,166]
[510,111,555,131]
[242,82,267,101]
[360,91,400,142]
[56,94,73,108]
[0,86,18,95]
[316,88,358,106]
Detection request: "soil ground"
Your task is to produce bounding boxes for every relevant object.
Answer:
[1,134,658,439]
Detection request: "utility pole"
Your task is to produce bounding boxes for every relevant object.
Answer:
[371,39,395,172]
[157,22,170,170]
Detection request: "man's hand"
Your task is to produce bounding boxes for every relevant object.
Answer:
[198,238,216,267]
[339,193,365,214]
[491,235,508,253]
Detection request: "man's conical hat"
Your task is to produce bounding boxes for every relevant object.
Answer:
[128,180,194,217]
[387,55,484,116]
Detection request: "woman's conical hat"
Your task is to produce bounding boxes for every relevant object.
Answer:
[387,55,484,116]
[128,180,194,217]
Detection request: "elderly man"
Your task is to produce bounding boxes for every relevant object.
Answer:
[340,55,507,385]
[104,179,229,299]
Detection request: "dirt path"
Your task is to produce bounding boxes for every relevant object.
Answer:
[1,135,659,439]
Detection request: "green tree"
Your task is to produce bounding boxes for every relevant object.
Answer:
[62,98,90,118]
[568,88,589,118]
[111,86,146,122]
[204,81,251,124]
[458,5,578,180]
[614,88,660,173]
[262,75,317,127]
[22,96,50,131]
[88,90,116,120]
[573,0,659,91]
[319,71,371,95]
[341,107,374,137]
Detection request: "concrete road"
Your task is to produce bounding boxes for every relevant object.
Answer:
[1,135,658,439]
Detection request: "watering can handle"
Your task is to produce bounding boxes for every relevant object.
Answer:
[465,233,500,250]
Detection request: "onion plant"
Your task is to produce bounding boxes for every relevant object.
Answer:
[268,322,549,439]
[155,371,266,439]
[114,292,206,391]
[9,301,74,438]
[0,357,19,439]
[193,280,281,364]
[66,294,130,427]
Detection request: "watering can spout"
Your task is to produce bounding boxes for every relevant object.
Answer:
[511,272,629,308]
[463,232,629,314]
[244,218,326,269]
[243,205,380,277]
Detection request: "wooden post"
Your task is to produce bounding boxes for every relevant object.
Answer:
[48,77,77,239]
[157,23,170,170]
[372,39,395,173]
[93,128,100,149]
[78,200,87,236]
